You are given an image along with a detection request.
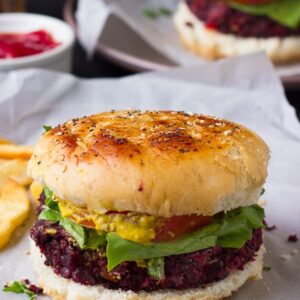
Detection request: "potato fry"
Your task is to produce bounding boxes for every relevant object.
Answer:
[0,159,32,187]
[0,144,33,159]
[0,137,14,145]
[30,181,43,203]
[0,179,30,249]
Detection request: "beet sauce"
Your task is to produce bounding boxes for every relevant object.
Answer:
[0,30,60,59]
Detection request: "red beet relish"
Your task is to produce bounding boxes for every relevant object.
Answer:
[186,0,300,38]
[0,30,60,59]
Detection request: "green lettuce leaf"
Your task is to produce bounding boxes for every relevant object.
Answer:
[3,281,36,300]
[60,218,86,248]
[106,205,264,271]
[230,0,300,29]
[84,229,107,249]
[106,228,218,271]
[38,189,106,249]
[38,207,61,222]
[216,205,264,248]
[146,257,165,280]
[43,187,59,211]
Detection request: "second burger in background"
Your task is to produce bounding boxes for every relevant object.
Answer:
[174,0,300,64]
[28,110,269,300]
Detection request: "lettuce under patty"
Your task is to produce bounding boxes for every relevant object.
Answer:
[229,0,300,29]
[38,188,264,278]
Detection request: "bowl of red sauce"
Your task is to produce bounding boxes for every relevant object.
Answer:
[0,13,74,72]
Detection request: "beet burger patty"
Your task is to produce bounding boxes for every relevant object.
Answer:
[28,110,269,300]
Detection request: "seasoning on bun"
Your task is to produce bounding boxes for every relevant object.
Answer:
[28,110,269,300]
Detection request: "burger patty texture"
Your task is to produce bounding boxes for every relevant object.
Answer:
[30,192,264,292]
[186,0,300,37]
[30,220,262,292]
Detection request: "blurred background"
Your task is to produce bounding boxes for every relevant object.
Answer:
[0,0,25,12]
[0,0,299,118]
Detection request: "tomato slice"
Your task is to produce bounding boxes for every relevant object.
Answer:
[154,215,212,242]
[79,219,95,228]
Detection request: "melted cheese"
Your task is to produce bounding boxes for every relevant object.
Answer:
[58,199,156,244]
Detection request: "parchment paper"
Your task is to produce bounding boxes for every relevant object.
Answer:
[76,0,300,78]
[0,53,299,299]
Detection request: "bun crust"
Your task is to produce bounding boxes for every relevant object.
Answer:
[174,2,300,64]
[28,110,269,217]
[31,241,265,300]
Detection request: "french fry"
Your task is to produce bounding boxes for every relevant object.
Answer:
[30,181,43,203]
[0,144,33,160]
[0,137,14,145]
[0,179,30,249]
[0,159,32,187]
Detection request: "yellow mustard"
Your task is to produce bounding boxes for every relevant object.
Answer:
[58,199,156,244]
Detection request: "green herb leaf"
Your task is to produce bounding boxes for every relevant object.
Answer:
[43,125,52,132]
[263,266,271,272]
[3,281,36,300]
[142,7,172,20]
[143,9,158,20]
[261,188,265,196]
[146,257,165,280]
[106,205,264,271]
[230,0,300,29]
[159,7,172,17]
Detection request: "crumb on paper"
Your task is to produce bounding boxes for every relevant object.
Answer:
[264,221,276,231]
[258,198,266,206]
[24,250,30,255]
[288,234,298,242]
[291,248,299,255]
[280,254,292,261]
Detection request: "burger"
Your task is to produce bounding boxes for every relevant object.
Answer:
[28,110,269,300]
[174,0,300,64]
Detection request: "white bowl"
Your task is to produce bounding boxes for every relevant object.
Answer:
[0,13,75,72]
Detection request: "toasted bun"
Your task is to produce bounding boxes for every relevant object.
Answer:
[174,2,300,64]
[31,241,265,300]
[28,110,269,217]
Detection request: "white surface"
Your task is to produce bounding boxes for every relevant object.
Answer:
[0,13,75,72]
[76,0,300,77]
[0,53,299,299]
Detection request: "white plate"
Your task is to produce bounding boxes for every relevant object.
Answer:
[64,0,300,88]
